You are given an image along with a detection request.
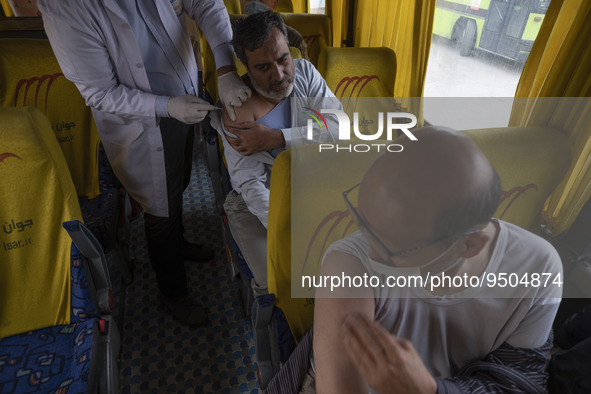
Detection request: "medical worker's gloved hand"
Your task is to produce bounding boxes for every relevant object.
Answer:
[218,71,252,121]
[167,95,216,124]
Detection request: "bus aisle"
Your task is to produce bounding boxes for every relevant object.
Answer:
[118,137,259,393]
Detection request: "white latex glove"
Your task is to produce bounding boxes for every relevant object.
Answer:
[167,95,217,124]
[218,71,252,121]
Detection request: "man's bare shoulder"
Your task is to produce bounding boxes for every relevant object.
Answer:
[222,77,273,128]
[222,96,257,128]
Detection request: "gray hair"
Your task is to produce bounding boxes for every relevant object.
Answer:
[232,11,289,67]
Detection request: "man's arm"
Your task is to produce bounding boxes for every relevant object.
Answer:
[184,0,234,69]
[221,92,286,156]
[313,250,375,394]
[224,122,286,155]
[185,0,251,119]
[281,59,342,148]
[342,316,552,394]
[224,59,342,154]
[217,109,272,228]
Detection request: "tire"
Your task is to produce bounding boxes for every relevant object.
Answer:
[459,19,477,56]
[451,19,466,43]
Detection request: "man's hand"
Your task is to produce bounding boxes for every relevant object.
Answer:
[225,121,285,155]
[342,314,437,394]
[218,71,252,121]
[167,95,217,124]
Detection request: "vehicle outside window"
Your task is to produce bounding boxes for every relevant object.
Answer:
[424,0,552,129]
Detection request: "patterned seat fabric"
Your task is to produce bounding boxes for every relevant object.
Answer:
[0,319,97,393]
[79,145,119,251]
[70,244,98,323]
[0,203,99,393]
[0,161,98,393]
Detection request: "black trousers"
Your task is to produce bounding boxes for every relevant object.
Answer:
[144,117,194,297]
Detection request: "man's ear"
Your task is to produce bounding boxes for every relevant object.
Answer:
[459,231,490,259]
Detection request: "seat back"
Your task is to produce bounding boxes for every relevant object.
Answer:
[280,13,331,67]
[0,106,84,339]
[267,126,572,342]
[224,0,241,14]
[275,0,294,12]
[0,38,101,199]
[318,46,397,119]
[318,46,396,104]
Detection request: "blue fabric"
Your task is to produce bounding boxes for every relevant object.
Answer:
[0,229,99,393]
[78,145,118,250]
[256,99,290,158]
[232,237,254,282]
[0,319,96,393]
[97,143,116,188]
[69,244,97,324]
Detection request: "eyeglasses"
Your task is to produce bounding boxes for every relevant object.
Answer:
[343,183,469,263]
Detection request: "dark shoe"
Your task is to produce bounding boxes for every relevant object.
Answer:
[159,293,208,327]
[183,239,215,262]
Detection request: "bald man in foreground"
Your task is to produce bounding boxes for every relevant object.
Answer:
[313,127,562,393]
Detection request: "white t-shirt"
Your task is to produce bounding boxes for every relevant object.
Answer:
[324,219,562,379]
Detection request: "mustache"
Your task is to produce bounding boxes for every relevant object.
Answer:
[271,76,294,88]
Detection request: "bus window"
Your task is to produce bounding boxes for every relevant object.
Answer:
[310,0,325,14]
[431,0,550,63]
[423,0,551,129]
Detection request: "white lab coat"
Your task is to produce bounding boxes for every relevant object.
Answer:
[38,0,234,216]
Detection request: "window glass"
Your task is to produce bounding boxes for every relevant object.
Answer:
[310,0,325,14]
[423,0,551,129]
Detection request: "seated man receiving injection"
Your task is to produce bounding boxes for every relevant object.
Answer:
[209,11,340,292]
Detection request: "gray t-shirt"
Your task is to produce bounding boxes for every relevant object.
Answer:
[324,219,562,379]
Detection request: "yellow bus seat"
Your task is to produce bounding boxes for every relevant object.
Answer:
[318,46,396,98]
[318,46,397,119]
[266,126,571,349]
[0,38,101,199]
[0,38,133,285]
[224,0,241,14]
[280,13,332,67]
[0,106,120,391]
[275,0,295,13]
[0,106,82,337]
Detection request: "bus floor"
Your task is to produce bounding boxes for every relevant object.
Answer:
[111,137,260,393]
